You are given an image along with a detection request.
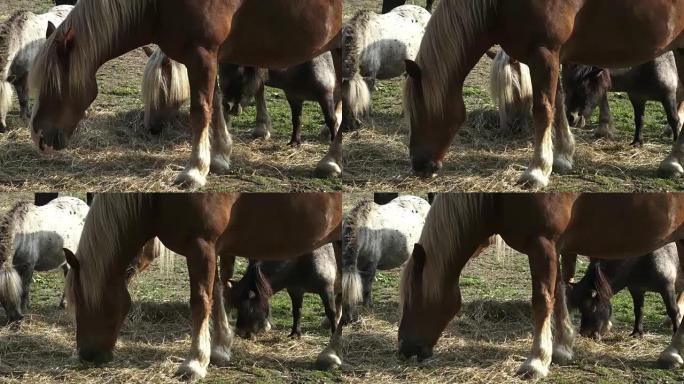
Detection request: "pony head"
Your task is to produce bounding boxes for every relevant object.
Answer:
[561,63,611,128]
[398,243,461,361]
[29,22,98,152]
[404,59,464,178]
[218,64,265,117]
[567,261,613,340]
[64,248,131,364]
[227,262,273,340]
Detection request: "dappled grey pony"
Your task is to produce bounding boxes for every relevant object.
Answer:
[562,51,684,146]
[0,197,88,323]
[0,5,72,132]
[342,195,430,321]
[341,5,430,130]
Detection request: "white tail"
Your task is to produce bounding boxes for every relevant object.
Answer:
[489,50,532,131]
[344,74,371,118]
[342,265,363,306]
[0,264,22,309]
[0,81,13,126]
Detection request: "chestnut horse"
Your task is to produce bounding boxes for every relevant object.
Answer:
[399,193,684,380]
[404,0,684,189]
[28,0,342,189]
[63,193,344,380]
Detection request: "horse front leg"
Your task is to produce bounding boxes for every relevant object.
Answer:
[517,237,558,379]
[316,275,344,370]
[595,93,615,139]
[519,48,560,189]
[175,240,217,380]
[553,80,575,174]
[552,268,574,364]
[210,265,234,367]
[209,82,233,175]
[175,48,218,189]
[314,118,343,178]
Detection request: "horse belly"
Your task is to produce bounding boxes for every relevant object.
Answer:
[563,0,684,67]
[560,194,684,259]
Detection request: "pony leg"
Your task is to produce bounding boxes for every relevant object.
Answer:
[517,237,557,379]
[59,264,69,309]
[174,48,218,189]
[0,80,12,132]
[553,81,575,174]
[630,97,646,147]
[560,253,577,283]
[287,98,304,146]
[519,49,560,189]
[319,283,338,333]
[288,289,304,338]
[252,84,272,140]
[595,94,615,139]
[210,266,233,367]
[209,84,233,175]
[14,76,30,121]
[552,275,574,364]
[630,288,645,337]
[314,119,343,178]
[661,94,681,142]
[176,241,216,380]
[316,283,344,370]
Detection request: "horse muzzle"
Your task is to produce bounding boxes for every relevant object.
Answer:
[78,346,114,365]
[398,339,434,362]
[411,155,442,179]
[32,129,68,153]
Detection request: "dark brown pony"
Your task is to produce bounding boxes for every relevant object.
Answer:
[405,0,684,189]
[63,193,343,380]
[29,0,342,189]
[399,193,684,380]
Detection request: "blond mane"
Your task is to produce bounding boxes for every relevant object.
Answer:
[404,0,498,118]
[67,194,152,310]
[29,0,156,96]
[400,194,495,307]
[142,48,190,112]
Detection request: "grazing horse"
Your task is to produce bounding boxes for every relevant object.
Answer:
[489,49,532,132]
[399,193,684,380]
[28,0,343,189]
[0,5,72,132]
[342,5,430,130]
[228,243,338,340]
[567,243,684,339]
[0,197,88,323]
[342,196,430,322]
[404,0,684,189]
[382,0,435,13]
[63,193,344,380]
[562,52,684,147]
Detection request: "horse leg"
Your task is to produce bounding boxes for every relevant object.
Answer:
[287,98,304,146]
[314,116,343,178]
[59,264,69,309]
[630,97,646,147]
[662,93,681,142]
[17,264,33,314]
[560,253,577,283]
[595,93,615,139]
[210,265,233,367]
[629,288,645,337]
[319,283,337,333]
[661,285,680,334]
[288,288,304,338]
[175,241,216,380]
[552,269,574,364]
[553,80,575,174]
[518,49,560,189]
[174,48,218,189]
[517,237,557,379]
[252,83,272,140]
[658,240,684,368]
[362,264,376,308]
[209,81,233,175]
[315,265,344,370]
[14,75,30,121]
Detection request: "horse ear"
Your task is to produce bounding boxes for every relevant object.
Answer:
[55,26,76,57]
[405,60,422,80]
[590,289,598,298]
[485,48,497,60]
[588,67,605,79]
[46,21,57,39]
[248,290,256,299]
[161,56,172,67]
[64,248,79,271]
[142,46,154,57]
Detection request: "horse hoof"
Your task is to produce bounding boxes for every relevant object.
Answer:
[174,169,207,190]
[594,124,615,139]
[630,140,644,147]
[516,358,549,380]
[175,359,207,381]
[553,156,573,174]
[288,140,302,147]
[210,345,232,367]
[318,125,331,142]
[251,124,271,140]
[315,349,342,371]
[630,330,644,338]
[210,155,231,175]
[552,346,573,364]
[288,331,302,339]
[657,348,683,369]
[658,157,684,179]
[314,159,342,178]
[517,168,549,190]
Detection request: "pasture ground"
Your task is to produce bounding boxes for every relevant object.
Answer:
[1,193,682,383]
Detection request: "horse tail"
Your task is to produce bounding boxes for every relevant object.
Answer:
[0,205,22,309]
[490,50,532,130]
[0,80,13,125]
[341,12,372,120]
[141,48,190,129]
[341,204,368,307]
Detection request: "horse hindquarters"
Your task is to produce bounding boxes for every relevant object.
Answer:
[0,265,23,322]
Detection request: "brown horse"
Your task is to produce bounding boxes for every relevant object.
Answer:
[399,193,684,380]
[63,193,344,380]
[28,0,342,189]
[404,0,684,189]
